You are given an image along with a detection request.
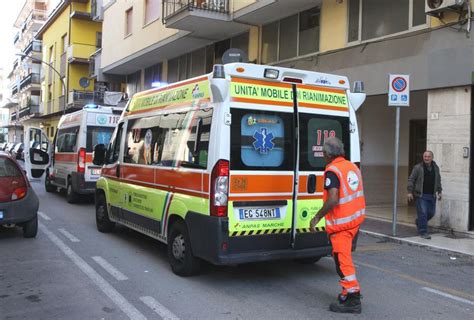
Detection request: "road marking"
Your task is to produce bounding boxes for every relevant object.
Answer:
[39,223,146,320]
[58,228,80,242]
[92,256,128,281]
[140,296,180,320]
[356,260,474,302]
[422,287,474,306]
[38,212,51,221]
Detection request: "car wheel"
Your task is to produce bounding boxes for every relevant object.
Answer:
[23,215,38,238]
[167,220,201,276]
[45,171,56,193]
[66,178,79,203]
[96,193,115,233]
[294,257,322,264]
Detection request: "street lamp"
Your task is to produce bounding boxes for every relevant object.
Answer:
[15,53,67,115]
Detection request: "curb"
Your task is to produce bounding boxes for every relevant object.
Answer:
[359,229,474,258]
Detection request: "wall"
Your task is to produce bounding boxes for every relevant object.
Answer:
[319,0,346,52]
[101,0,179,70]
[427,86,471,232]
[359,91,427,206]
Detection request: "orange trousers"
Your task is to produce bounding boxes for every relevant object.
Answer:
[329,227,360,295]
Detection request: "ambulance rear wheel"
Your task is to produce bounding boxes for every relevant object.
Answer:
[96,193,115,233]
[66,177,79,203]
[45,171,55,193]
[168,221,201,276]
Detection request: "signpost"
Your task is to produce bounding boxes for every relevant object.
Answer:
[388,74,410,236]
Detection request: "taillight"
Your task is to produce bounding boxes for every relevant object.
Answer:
[77,148,86,173]
[210,160,229,217]
[11,187,27,201]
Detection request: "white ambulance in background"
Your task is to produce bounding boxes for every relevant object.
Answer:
[25,105,121,203]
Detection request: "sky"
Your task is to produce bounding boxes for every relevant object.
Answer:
[0,1,26,72]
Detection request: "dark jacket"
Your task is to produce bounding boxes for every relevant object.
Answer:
[407,161,442,197]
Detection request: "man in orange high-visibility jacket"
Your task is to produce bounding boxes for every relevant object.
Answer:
[310,137,365,314]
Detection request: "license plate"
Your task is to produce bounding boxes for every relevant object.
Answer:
[239,208,280,220]
[0,211,3,220]
[91,168,101,175]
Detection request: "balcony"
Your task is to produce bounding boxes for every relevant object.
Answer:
[91,0,103,21]
[89,49,102,80]
[23,40,42,57]
[67,44,96,64]
[11,85,18,96]
[13,32,20,44]
[234,0,321,25]
[162,0,248,40]
[19,104,40,119]
[19,73,41,91]
[11,112,17,122]
[69,90,125,107]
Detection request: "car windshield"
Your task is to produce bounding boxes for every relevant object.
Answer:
[0,157,22,177]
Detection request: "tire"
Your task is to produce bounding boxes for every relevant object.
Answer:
[23,215,38,238]
[167,221,201,276]
[95,193,115,233]
[45,171,56,193]
[66,177,79,204]
[294,256,322,264]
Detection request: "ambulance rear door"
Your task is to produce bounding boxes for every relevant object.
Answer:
[293,83,351,249]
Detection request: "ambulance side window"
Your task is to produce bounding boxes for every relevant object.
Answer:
[180,109,212,169]
[56,127,79,152]
[105,123,123,164]
[123,116,162,165]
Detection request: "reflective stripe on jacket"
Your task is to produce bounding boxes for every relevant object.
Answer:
[323,157,366,234]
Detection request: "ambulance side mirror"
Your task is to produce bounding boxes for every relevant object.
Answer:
[93,144,106,166]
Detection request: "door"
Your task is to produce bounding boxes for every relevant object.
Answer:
[24,127,51,179]
[101,122,125,220]
[409,120,427,175]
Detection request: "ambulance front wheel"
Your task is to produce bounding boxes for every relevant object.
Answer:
[96,193,115,233]
[167,220,201,276]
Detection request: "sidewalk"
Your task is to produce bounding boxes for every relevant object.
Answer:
[360,216,474,258]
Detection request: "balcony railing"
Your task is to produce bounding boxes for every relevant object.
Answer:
[12,85,18,96]
[19,104,40,119]
[20,73,41,90]
[162,0,229,22]
[69,90,125,106]
[13,32,20,44]
[11,112,17,122]
[23,40,42,57]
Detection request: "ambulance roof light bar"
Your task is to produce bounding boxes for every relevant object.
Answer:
[264,68,279,79]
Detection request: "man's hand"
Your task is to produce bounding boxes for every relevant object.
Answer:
[437,192,442,201]
[310,215,321,233]
[407,193,414,202]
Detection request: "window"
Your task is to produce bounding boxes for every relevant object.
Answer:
[299,114,350,171]
[0,158,22,177]
[167,58,179,84]
[96,32,102,49]
[61,34,67,53]
[348,0,427,42]
[86,126,114,152]
[144,63,162,90]
[260,7,320,63]
[50,127,55,138]
[230,32,249,58]
[144,0,160,25]
[56,127,79,153]
[191,48,205,77]
[124,109,212,168]
[126,70,141,96]
[125,7,133,36]
[230,109,294,171]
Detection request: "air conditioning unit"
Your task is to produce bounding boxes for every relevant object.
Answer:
[425,0,465,15]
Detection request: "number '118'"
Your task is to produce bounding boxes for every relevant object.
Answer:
[316,130,336,145]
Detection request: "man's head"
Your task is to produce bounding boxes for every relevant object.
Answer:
[322,137,345,163]
[423,150,434,166]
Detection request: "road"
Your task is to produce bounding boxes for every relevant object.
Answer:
[1,179,473,319]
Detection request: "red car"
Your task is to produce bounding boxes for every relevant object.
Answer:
[0,151,39,237]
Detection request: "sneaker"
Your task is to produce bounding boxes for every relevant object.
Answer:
[329,292,361,314]
[420,234,431,239]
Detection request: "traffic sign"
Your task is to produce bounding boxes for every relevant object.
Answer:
[388,74,410,107]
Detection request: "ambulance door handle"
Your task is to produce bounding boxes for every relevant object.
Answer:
[116,164,120,178]
[307,174,316,194]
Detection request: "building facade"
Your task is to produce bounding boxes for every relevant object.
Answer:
[99,0,474,233]
[35,0,103,138]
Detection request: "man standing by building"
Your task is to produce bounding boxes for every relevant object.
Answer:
[310,137,366,314]
[407,150,442,239]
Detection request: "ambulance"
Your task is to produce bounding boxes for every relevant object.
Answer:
[89,63,366,276]
[24,105,121,203]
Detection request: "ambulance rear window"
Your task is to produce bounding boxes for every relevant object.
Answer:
[299,114,350,171]
[86,126,114,152]
[230,109,294,171]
